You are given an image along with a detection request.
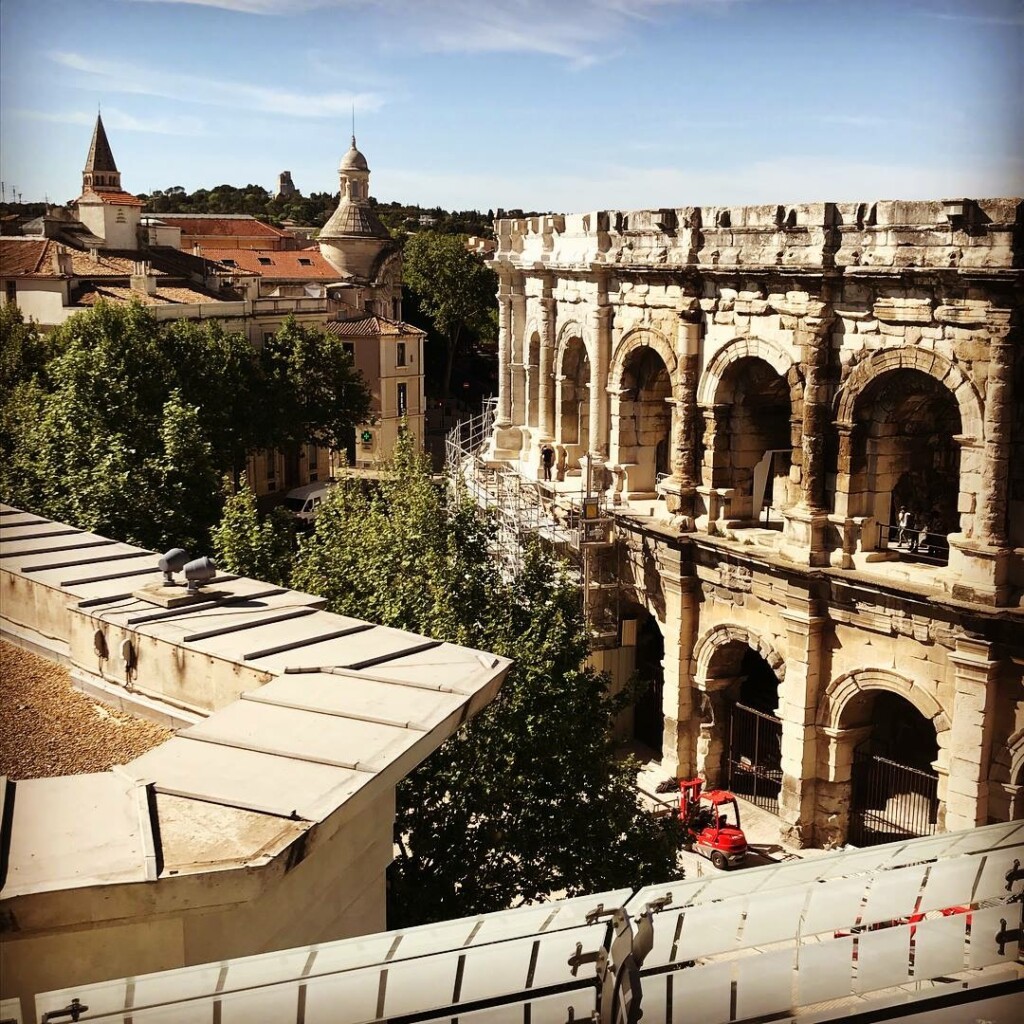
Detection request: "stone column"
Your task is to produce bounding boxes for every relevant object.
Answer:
[510,281,527,436]
[695,685,731,789]
[487,263,522,459]
[777,589,827,847]
[944,637,999,830]
[588,302,611,461]
[781,313,833,566]
[945,318,1013,606]
[656,544,698,777]
[658,308,700,521]
[695,405,733,532]
[538,292,556,441]
[816,724,872,848]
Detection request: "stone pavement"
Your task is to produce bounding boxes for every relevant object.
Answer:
[635,757,834,882]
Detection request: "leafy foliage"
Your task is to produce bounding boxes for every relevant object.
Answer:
[402,232,498,398]
[0,303,369,550]
[212,483,295,587]
[292,434,681,926]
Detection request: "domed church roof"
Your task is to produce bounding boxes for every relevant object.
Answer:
[340,137,369,172]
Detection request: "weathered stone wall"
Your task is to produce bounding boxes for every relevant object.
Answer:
[489,197,1023,846]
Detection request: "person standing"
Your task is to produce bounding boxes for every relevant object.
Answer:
[897,506,912,548]
[541,444,554,482]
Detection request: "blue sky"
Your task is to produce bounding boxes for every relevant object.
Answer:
[1,0,1021,212]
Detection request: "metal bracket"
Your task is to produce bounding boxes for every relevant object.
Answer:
[995,908,1023,957]
[1004,858,1024,892]
[40,1000,89,1024]
[585,902,616,926]
[568,941,606,977]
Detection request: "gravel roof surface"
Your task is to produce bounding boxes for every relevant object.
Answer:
[0,641,173,780]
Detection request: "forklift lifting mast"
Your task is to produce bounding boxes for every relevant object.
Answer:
[679,778,748,870]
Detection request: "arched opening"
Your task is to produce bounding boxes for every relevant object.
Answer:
[525,331,540,429]
[613,346,673,495]
[704,356,791,523]
[557,337,590,469]
[632,613,665,756]
[846,368,961,564]
[842,689,940,845]
[701,637,783,813]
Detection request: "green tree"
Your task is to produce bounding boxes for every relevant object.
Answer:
[212,483,295,587]
[0,303,57,404]
[261,316,371,451]
[292,434,680,926]
[402,232,498,398]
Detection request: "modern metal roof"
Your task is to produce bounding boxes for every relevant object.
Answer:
[31,820,1024,1024]
[0,505,512,897]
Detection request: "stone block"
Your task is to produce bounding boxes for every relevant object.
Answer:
[878,321,905,336]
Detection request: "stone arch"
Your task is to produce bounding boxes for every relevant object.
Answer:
[609,326,679,396]
[555,320,590,376]
[834,346,984,442]
[817,668,951,737]
[697,335,796,408]
[692,622,786,689]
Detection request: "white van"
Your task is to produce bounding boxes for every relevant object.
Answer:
[283,482,332,524]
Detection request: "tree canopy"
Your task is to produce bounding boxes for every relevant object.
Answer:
[402,232,498,399]
[0,303,369,550]
[291,434,681,925]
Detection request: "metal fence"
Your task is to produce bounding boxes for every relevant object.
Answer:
[849,750,939,846]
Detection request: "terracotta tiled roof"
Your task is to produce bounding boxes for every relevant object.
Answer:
[199,247,340,280]
[76,189,146,207]
[75,284,230,307]
[326,313,425,339]
[0,239,55,277]
[157,216,287,240]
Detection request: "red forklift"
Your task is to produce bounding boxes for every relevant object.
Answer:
[679,778,748,870]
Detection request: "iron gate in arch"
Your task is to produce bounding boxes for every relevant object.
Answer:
[725,701,782,814]
[848,750,939,846]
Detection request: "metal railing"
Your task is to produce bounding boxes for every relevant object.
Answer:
[876,520,951,566]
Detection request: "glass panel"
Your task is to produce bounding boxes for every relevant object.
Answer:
[642,908,684,968]
[912,913,966,980]
[741,888,805,947]
[529,926,601,989]
[734,948,794,1019]
[860,864,927,925]
[223,948,313,990]
[802,877,866,936]
[220,983,300,1023]
[668,961,732,1024]
[797,937,854,1005]
[303,967,382,1023]
[917,856,981,913]
[382,955,460,1017]
[131,967,224,1011]
[855,921,912,993]
[458,938,537,1003]
[305,934,398,975]
[973,852,1020,903]
[636,972,669,1024]
[968,904,1019,969]
[132,1004,216,1024]
[676,900,745,960]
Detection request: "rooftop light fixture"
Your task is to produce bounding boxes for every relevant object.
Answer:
[158,548,190,585]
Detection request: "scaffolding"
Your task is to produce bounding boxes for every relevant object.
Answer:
[445,402,621,647]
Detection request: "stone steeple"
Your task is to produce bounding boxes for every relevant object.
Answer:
[319,134,394,281]
[82,114,122,192]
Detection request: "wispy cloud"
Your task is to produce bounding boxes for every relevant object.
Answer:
[12,107,208,136]
[126,0,745,65]
[48,50,384,118]
[923,9,1024,27]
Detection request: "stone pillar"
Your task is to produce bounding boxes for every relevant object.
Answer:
[695,405,734,532]
[658,310,700,521]
[695,685,731,789]
[816,724,872,848]
[781,313,834,566]
[488,264,522,459]
[510,281,527,435]
[944,318,1013,606]
[945,637,999,830]
[777,590,827,847]
[588,302,611,461]
[538,292,556,441]
[656,544,697,777]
